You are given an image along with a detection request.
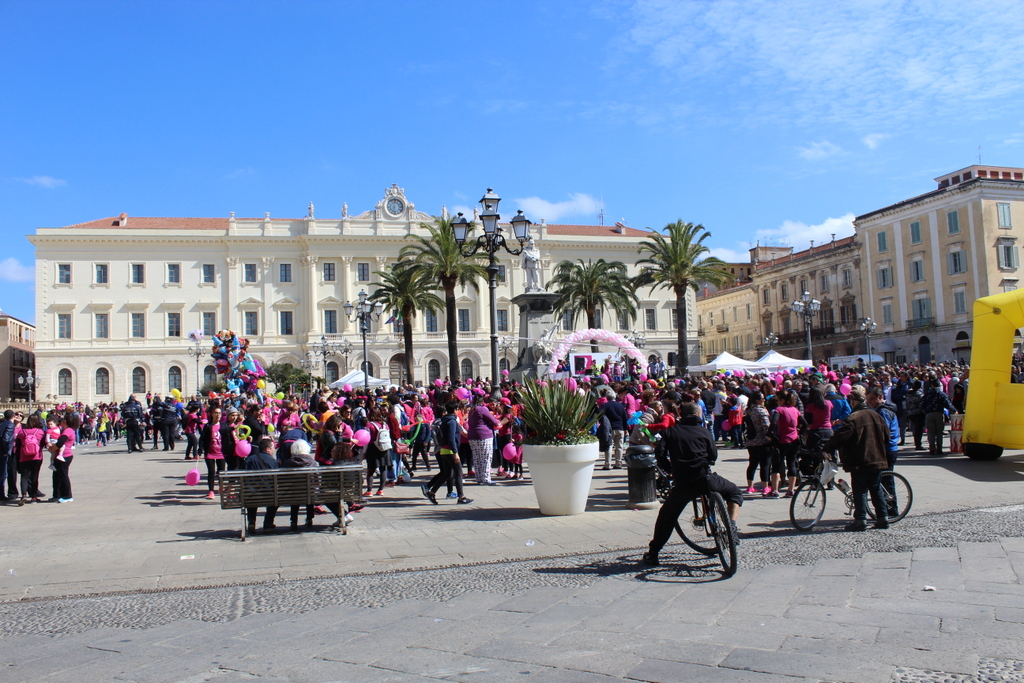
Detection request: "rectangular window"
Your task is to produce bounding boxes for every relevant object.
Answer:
[799,279,807,295]
[593,309,602,329]
[279,311,293,335]
[202,264,215,283]
[882,303,893,325]
[953,291,967,314]
[746,304,751,320]
[131,312,145,338]
[999,244,1020,270]
[671,310,678,329]
[842,269,852,287]
[999,203,1013,228]
[762,288,770,305]
[497,265,506,282]
[95,313,109,339]
[947,210,960,235]
[244,311,259,336]
[202,311,216,337]
[876,267,893,289]
[709,311,714,326]
[820,274,829,292]
[279,263,292,282]
[910,221,922,244]
[562,310,574,331]
[782,315,791,334]
[877,231,888,253]
[425,310,438,332]
[167,312,181,337]
[57,314,71,339]
[910,259,925,282]
[324,309,338,334]
[131,263,145,284]
[645,308,657,331]
[732,306,738,322]
[618,310,629,330]
[912,298,932,321]
[167,263,181,284]
[357,263,370,281]
[322,263,335,281]
[57,264,71,284]
[95,263,109,284]
[458,308,470,332]
[947,249,968,275]
[497,309,508,332]
[243,263,257,283]
[780,284,789,302]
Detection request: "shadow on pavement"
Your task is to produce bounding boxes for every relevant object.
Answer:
[533,550,729,584]
[136,489,209,507]
[893,452,1024,482]
[159,528,241,542]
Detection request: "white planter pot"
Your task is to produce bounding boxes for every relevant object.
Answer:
[522,441,600,515]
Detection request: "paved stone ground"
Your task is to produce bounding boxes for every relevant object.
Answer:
[4,438,1024,682]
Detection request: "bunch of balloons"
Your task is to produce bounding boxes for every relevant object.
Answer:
[211,329,267,395]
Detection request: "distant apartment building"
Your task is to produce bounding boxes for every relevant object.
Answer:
[695,283,760,362]
[0,312,36,402]
[855,165,1024,364]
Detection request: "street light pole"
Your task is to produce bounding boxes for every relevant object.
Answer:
[790,290,821,364]
[17,370,37,404]
[344,290,383,393]
[861,318,876,359]
[764,332,779,350]
[451,189,532,384]
[187,337,205,396]
[310,334,349,389]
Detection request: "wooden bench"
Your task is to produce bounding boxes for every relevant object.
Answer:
[218,464,364,540]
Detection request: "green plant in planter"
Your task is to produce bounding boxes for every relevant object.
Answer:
[518,379,598,445]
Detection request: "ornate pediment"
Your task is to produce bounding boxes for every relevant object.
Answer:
[272,297,299,309]
[840,293,856,304]
[318,296,344,307]
[237,297,263,309]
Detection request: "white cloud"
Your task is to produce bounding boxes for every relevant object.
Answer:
[514,193,603,224]
[225,167,255,179]
[17,176,66,188]
[863,133,889,149]
[625,0,1024,127]
[0,258,34,282]
[798,141,842,161]
[709,213,856,261]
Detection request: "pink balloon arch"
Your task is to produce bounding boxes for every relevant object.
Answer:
[546,328,648,376]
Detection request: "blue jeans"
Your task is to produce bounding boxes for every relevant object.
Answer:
[851,469,887,522]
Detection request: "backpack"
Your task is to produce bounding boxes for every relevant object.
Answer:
[21,429,43,457]
[352,407,367,432]
[373,422,393,451]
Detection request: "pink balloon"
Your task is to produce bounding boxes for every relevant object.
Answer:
[502,442,517,461]
[839,384,852,396]
[455,387,471,400]
[353,429,371,447]
[639,374,648,382]
[566,378,578,391]
[235,440,251,458]
[434,378,444,387]
[600,374,609,383]
[185,468,201,486]
[538,381,548,387]
[343,383,352,392]
[502,369,509,376]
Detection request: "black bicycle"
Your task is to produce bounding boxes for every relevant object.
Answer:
[655,465,737,576]
[789,447,913,531]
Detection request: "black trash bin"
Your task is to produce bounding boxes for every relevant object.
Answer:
[624,445,659,509]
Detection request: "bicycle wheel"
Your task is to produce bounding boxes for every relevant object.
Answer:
[708,492,737,577]
[867,471,913,523]
[675,498,718,556]
[790,479,827,531]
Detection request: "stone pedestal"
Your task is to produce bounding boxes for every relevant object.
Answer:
[508,292,560,383]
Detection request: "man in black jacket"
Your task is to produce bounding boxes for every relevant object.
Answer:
[601,390,627,470]
[121,396,145,453]
[245,437,280,532]
[643,403,743,566]
[0,410,15,500]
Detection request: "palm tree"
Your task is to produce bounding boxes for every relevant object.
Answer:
[633,220,732,376]
[548,258,639,353]
[399,217,487,382]
[368,261,444,386]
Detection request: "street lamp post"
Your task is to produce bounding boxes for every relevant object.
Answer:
[861,318,877,359]
[450,189,532,384]
[187,337,205,396]
[790,290,821,364]
[299,354,316,398]
[309,334,350,389]
[498,335,516,379]
[17,370,38,404]
[627,330,647,378]
[343,290,384,393]
[764,332,779,350]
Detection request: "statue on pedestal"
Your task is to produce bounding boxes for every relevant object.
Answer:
[522,237,542,292]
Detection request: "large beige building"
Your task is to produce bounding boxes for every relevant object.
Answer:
[29,185,696,403]
[855,165,1024,364]
[0,313,36,402]
[695,281,760,362]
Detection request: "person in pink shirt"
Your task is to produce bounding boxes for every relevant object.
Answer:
[15,414,46,504]
[771,390,805,498]
[49,413,79,503]
[199,406,227,500]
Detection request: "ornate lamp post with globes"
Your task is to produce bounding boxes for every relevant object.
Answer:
[186,336,205,396]
[790,290,821,364]
[450,188,532,383]
[764,332,779,350]
[17,370,38,404]
[344,290,384,393]
[861,318,877,358]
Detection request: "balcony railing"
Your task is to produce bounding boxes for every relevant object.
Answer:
[716,324,730,333]
[776,325,836,343]
[906,317,935,330]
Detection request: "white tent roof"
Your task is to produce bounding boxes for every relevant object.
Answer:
[755,349,811,369]
[328,370,391,389]
[689,352,764,373]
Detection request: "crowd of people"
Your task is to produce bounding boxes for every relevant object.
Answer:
[1,361,970,545]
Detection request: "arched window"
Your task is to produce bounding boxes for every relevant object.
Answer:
[325,361,339,384]
[428,359,441,384]
[918,336,932,364]
[460,358,473,380]
[389,355,406,385]
[203,365,217,387]
[95,368,110,395]
[361,361,375,377]
[168,366,183,392]
[132,367,147,394]
[57,368,73,396]
[499,357,510,373]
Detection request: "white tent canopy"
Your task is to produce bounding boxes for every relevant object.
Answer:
[689,352,765,374]
[754,349,811,369]
[328,370,390,390]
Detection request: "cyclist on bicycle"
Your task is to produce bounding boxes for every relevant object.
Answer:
[642,402,743,566]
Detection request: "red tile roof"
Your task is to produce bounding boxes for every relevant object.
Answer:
[61,216,232,230]
[544,224,652,237]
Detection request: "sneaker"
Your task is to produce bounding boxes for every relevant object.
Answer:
[746,486,758,494]
[420,484,431,499]
[467,470,476,478]
[457,497,473,504]
[845,521,868,532]
[374,489,384,496]
[58,498,73,503]
[729,521,741,545]
[344,513,355,523]
[446,491,459,499]
[641,551,660,567]
[765,491,780,499]
[872,521,890,530]
[602,465,611,471]
[426,490,438,505]
[783,491,794,498]
[206,491,215,500]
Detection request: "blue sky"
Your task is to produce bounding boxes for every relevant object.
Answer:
[2,0,1022,324]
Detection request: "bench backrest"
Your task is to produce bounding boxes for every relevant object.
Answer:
[219,465,363,509]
